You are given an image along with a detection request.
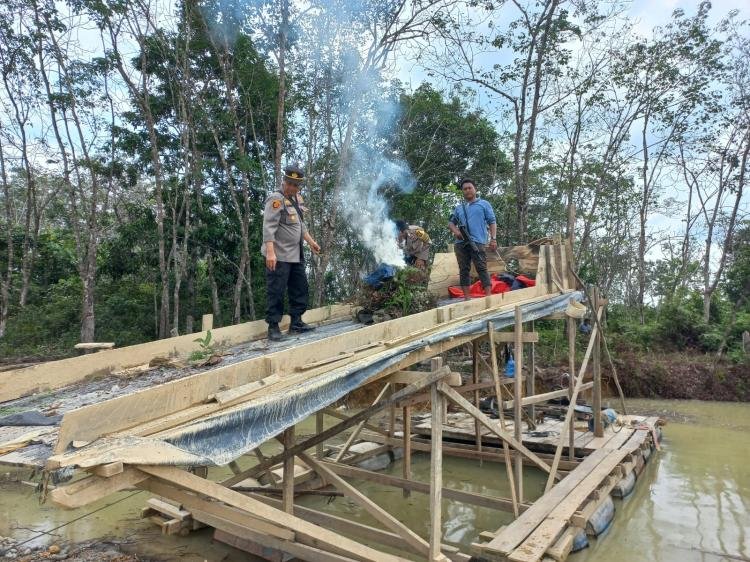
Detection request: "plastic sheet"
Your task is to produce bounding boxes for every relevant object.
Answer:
[152,291,583,466]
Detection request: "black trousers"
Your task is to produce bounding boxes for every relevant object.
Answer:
[454,242,491,288]
[265,261,309,325]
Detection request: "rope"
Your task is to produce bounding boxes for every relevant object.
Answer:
[12,490,143,549]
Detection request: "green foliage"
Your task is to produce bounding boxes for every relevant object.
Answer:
[189,330,215,363]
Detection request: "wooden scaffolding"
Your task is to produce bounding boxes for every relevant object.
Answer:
[1,240,660,562]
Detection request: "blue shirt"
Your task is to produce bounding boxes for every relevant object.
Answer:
[450,198,496,245]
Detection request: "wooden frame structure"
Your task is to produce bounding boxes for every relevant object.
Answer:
[0,241,659,562]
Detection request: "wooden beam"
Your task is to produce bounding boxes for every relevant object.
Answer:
[138,465,407,562]
[592,288,603,438]
[403,397,411,498]
[317,461,528,514]
[501,383,593,410]
[492,332,539,343]
[49,468,149,509]
[298,452,444,561]
[143,479,293,541]
[567,304,576,461]
[472,341,483,466]
[437,384,559,479]
[488,322,519,518]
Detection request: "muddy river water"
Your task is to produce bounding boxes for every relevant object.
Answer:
[0,399,747,561]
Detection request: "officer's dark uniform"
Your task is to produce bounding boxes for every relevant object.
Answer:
[262,165,315,340]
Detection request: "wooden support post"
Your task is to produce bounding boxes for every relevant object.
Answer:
[430,366,444,561]
[282,427,295,514]
[389,383,397,441]
[316,411,324,459]
[527,320,536,427]
[472,340,482,466]
[513,306,524,503]
[567,305,576,461]
[544,305,604,493]
[403,389,412,498]
[488,323,519,517]
[593,287,603,437]
[201,313,213,331]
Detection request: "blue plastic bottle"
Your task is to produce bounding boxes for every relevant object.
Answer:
[505,355,515,378]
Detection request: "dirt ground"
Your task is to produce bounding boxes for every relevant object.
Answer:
[0,538,149,561]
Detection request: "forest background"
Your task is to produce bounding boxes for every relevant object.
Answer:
[0,0,748,396]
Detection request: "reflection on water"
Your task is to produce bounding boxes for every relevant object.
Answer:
[0,400,747,561]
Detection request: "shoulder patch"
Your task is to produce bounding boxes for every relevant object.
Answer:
[272,200,281,210]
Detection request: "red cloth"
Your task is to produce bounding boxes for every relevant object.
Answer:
[516,274,535,287]
[448,275,511,298]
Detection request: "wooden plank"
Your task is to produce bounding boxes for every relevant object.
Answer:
[143,479,294,541]
[3,302,353,403]
[545,528,575,561]
[49,468,150,509]
[298,452,442,561]
[479,448,610,558]
[507,446,632,562]
[91,462,124,478]
[208,374,282,405]
[139,465,407,562]
[74,342,115,350]
[296,351,355,371]
[502,384,593,411]
[493,332,539,343]
[147,497,191,521]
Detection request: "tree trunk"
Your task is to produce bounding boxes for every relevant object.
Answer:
[274,0,288,188]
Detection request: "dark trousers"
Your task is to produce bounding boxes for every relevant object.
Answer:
[265,261,309,325]
[454,242,491,288]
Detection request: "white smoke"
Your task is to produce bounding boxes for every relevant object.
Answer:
[341,155,416,266]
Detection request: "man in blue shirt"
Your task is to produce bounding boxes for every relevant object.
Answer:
[448,178,497,299]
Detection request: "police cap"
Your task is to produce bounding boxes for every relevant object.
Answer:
[283,163,306,185]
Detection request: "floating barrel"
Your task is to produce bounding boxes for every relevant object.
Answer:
[612,470,637,498]
[587,496,616,536]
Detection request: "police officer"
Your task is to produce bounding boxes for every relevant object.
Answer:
[395,219,431,270]
[262,163,321,341]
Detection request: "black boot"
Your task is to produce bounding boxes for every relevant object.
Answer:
[267,323,286,341]
[289,318,315,333]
